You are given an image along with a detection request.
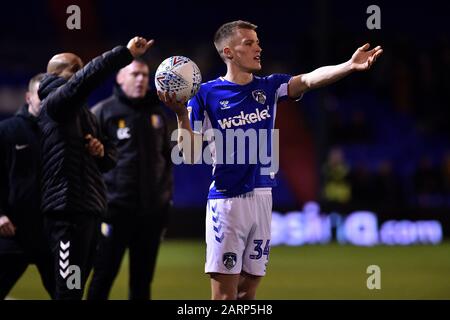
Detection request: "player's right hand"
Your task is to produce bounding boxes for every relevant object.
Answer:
[157,91,188,116]
[0,215,16,237]
[127,36,154,58]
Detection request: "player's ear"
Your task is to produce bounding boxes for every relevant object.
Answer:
[116,69,124,85]
[223,47,232,60]
[25,91,32,105]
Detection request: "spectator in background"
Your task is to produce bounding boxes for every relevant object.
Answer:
[327,110,372,146]
[322,147,352,207]
[87,59,173,300]
[345,110,372,144]
[0,74,54,299]
[373,160,404,209]
[348,161,374,208]
[327,109,346,146]
[441,152,450,207]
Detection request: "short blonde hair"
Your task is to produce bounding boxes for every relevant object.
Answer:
[213,20,257,61]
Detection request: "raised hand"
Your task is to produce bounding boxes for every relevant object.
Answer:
[127,36,155,58]
[350,43,383,71]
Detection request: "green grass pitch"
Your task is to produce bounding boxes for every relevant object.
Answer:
[7,240,450,299]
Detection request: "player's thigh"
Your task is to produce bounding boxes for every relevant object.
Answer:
[205,198,248,274]
[242,193,272,276]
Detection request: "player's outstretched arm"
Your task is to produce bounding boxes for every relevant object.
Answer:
[157,91,202,164]
[288,43,383,98]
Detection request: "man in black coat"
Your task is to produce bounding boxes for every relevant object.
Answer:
[87,59,173,300]
[38,37,154,300]
[0,73,54,299]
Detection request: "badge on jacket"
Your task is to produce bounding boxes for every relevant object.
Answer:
[117,119,131,140]
[101,222,113,237]
[151,114,163,129]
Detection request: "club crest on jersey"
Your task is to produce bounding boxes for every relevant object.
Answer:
[219,100,230,110]
[252,89,267,104]
[223,252,237,270]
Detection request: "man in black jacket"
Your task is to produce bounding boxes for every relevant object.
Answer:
[38,37,154,300]
[0,73,54,299]
[87,59,173,300]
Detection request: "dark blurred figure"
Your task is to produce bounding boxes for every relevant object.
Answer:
[392,59,413,114]
[413,155,444,208]
[345,110,372,144]
[327,109,346,146]
[87,59,173,300]
[0,74,54,299]
[434,39,450,136]
[440,152,450,207]
[322,147,352,207]
[349,161,375,208]
[372,160,405,209]
[37,37,153,300]
[328,110,372,145]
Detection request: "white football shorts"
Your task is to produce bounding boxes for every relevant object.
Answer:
[205,188,272,276]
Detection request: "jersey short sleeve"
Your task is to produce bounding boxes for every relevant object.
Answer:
[187,92,206,134]
[267,74,292,102]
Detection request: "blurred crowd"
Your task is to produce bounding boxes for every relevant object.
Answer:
[316,35,450,211]
[322,147,450,210]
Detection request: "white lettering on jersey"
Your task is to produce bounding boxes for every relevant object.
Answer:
[217,107,270,129]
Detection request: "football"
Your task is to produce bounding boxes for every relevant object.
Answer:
[154,56,202,102]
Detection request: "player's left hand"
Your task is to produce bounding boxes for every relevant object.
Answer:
[85,134,104,158]
[350,43,383,71]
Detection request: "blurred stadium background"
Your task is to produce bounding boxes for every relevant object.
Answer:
[1,0,449,299]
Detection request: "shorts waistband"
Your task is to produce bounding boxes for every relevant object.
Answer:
[235,187,272,198]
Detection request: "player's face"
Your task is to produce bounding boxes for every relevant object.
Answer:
[228,28,262,72]
[117,61,149,99]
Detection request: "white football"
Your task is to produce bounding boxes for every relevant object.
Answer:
[154,56,202,102]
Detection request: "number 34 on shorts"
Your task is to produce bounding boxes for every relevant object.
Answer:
[250,239,270,260]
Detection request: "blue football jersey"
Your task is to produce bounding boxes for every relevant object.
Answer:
[188,74,292,199]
